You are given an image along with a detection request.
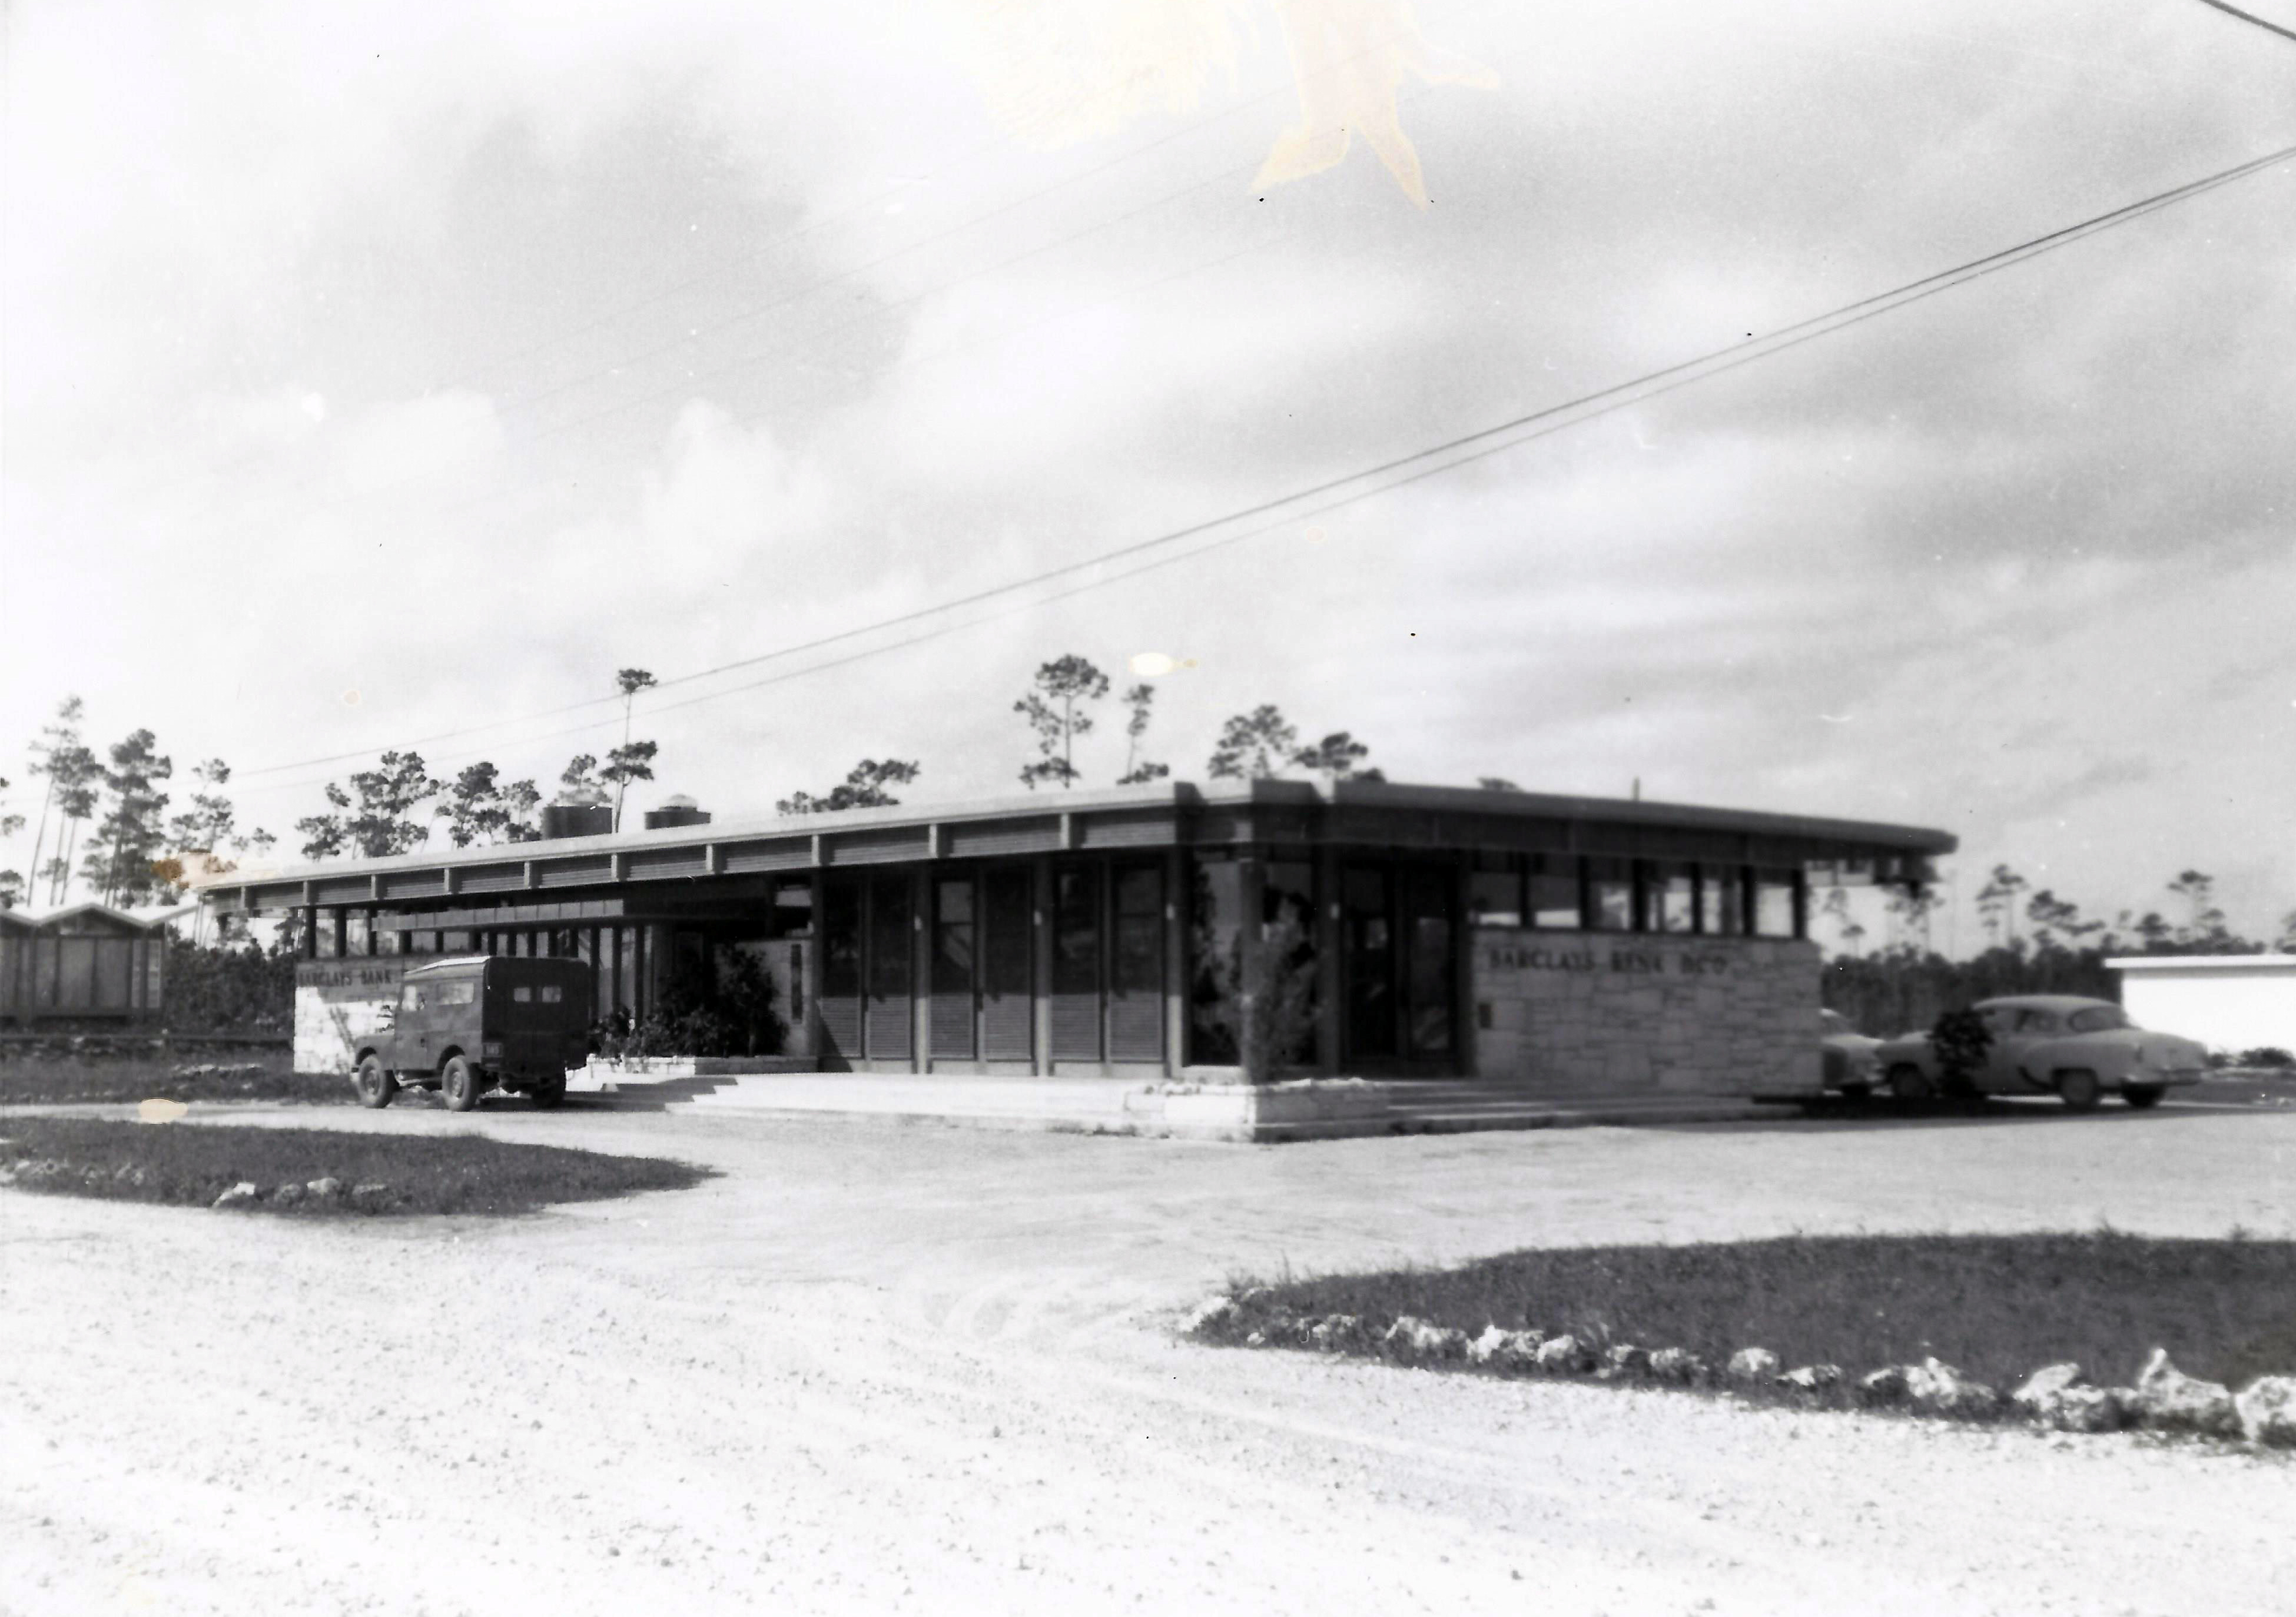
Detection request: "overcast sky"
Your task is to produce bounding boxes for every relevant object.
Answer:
[4,0,2293,947]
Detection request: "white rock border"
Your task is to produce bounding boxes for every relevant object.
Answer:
[1183,1296,2296,1450]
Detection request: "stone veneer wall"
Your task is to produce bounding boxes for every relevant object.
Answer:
[1469,928,1821,1095]
[293,959,407,1076]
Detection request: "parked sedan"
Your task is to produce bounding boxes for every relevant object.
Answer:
[1819,1009,1883,1095]
[1871,995,2206,1111]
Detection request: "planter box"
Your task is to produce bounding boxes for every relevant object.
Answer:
[1156,1078,1392,1140]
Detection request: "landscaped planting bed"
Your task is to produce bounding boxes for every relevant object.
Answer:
[0,1116,709,1217]
[1189,1232,2296,1446]
[0,1050,344,1106]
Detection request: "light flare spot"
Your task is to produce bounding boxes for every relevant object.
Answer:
[137,1098,188,1124]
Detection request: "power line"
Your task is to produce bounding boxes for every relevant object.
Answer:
[228,138,2296,795]
[2192,0,2296,45]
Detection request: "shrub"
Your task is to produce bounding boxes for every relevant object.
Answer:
[2238,1047,2295,1070]
[618,948,782,1058]
[163,943,298,1032]
[1929,1007,1992,1091]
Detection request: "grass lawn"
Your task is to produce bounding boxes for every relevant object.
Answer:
[0,1051,346,1106]
[1202,1232,2296,1399]
[0,1116,709,1217]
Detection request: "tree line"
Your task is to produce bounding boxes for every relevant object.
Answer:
[1819,864,2296,1035]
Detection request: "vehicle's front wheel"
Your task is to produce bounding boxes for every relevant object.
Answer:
[1886,1063,1935,1103]
[2122,1083,2166,1110]
[2056,1068,2102,1112]
[441,1054,483,1112]
[353,1054,396,1110]
[530,1074,568,1110]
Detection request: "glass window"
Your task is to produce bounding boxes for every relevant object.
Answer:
[1342,864,1396,1060]
[439,981,476,1006]
[2014,1008,2059,1034]
[400,983,422,1011]
[1754,871,1800,938]
[980,866,1033,1060]
[867,879,913,998]
[1651,864,1697,934]
[1188,854,1246,1065]
[1400,864,1455,1058]
[934,877,976,998]
[315,920,339,961]
[1469,857,1523,928]
[1112,865,1163,997]
[1262,861,1319,1065]
[822,880,862,999]
[539,984,563,1004]
[773,879,814,938]
[1053,866,1099,996]
[513,985,533,1004]
[1527,854,1581,929]
[1586,858,1635,932]
[1704,866,1746,935]
[2068,1006,2131,1033]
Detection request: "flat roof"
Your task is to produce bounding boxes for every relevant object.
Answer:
[198,776,1956,915]
[2111,955,2296,973]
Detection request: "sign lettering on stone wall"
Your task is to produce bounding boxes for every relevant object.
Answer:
[1484,945,1740,978]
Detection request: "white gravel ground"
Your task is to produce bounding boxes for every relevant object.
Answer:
[2,1100,2292,1616]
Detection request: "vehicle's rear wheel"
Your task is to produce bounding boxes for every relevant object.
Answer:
[441,1054,483,1112]
[2122,1083,2166,1110]
[530,1074,568,1110]
[2056,1068,2102,1112]
[1886,1063,1935,1103]
[353,1054,396,1110]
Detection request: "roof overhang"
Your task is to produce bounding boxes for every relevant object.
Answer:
[195,778,1957,916]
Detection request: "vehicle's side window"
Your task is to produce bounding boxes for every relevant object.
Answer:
[1978,1007,2010,1034]
[400,984,422,1012]
[539,985,563,1004]
[2016,1010,2059,1034]
[513,985,533,1003]
[439,982,476,1007]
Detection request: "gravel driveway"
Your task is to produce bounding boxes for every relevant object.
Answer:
[4,1102,2292,1615]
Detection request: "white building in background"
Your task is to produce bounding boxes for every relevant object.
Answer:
[2112,956,2296,1055]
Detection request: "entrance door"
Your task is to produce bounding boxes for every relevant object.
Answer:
[1342,859,1458,1071]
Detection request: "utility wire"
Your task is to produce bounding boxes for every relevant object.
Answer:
[2192,0,2296,45]
[229,138,2296,794]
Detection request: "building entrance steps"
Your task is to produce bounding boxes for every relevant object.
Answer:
[565,1067,1785,1140]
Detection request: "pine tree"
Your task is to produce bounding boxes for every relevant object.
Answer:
[1014,655,1110,790]
[1116,683,1170,786]
[1206,706,1299,779]
[79,730,174,907]
[777,760,920,815]
[610,669,658,829]
[297,752,443,860]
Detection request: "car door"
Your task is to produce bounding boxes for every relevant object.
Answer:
[1990,1006,2063,1093]
[399,980,434,1075]
[1973,1005,2026,1093]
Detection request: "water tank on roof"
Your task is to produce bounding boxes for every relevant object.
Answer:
[643,795,712,831]
[542,802,615,839]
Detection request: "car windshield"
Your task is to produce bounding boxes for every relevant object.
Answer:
[2068,1005,2132,1033]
